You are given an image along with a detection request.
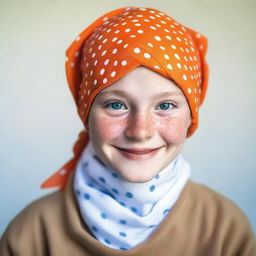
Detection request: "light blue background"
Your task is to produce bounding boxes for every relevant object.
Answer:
[1,0,255,236]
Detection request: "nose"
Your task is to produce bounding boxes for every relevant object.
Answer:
[124,112,155,142]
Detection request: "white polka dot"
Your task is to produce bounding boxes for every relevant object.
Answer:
[65,56,69,62]
[121,60,127,66]
[76,36,80,41]
[114,30,120,34]
[164,54,170,60]
[60,169,67,175]
[103,38,108,43]
[184,65,188,70]
[190,46,195,52]
[101,50,107,56]
[176,37,181,42]
[111,71,116,77]
[70,62,75,67]
[171,45,176,49]
[87,89,91,95]
[144,53,151,59]
[104,59,109,65]
[137,30,144,33]
[103,78,108,84]
[132,19,139,22]
[154,36,161,41]
[174,53,180,60]
[75,51,79,57]
[183,74,187,80]
[98,35,103,40]
[144,19,150,22]
[188,88,192,94]
[196,33,201,38]
[123,44,129,48]
[112,37,117,42]
[92,52,96,58]
[149,16,156,19]
[122,22,127,26]
[147,42,153,47]
[94,60,98,66]
[166,35,172,40]
[150,26,156,30]
[160,46,165,50]
[94,79,97,85]
[90,70,93,76]
[130,35,136,38]
[100,68,105,75]
[167,64,173,70]
[112,48,118,54]
[117,39,123,44]
[114,60,118,66]
[154,65,160,69]
[199,44,204,50]
[134,48,140,53]
[135,23,141,27]
[177,63,181,69]
[125,28,131,32]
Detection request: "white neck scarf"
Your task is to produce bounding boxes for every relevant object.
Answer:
[74,141,191,250]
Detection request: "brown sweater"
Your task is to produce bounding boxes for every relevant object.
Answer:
[0,173,255,256]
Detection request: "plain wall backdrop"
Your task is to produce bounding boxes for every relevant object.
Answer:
[0,0,255,236]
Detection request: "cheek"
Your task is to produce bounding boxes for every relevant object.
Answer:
[157,114,189,143]
[89,112,127,142]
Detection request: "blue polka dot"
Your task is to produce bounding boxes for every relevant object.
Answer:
[112,188,119,194]
[155,174,160,179]
[82,162,88,170]
[88,183,94,188]
[104,238,111,244]
[76,190,80,196]
[120,247,128,250]
[99,177,106,183]
[84,193,90,200]
[101,213,107,219]
[119,219,127,225]
[149,185,155,192]
[149,224,156,228]
[112,172,118,178]
[126,192,133,198]
[163,209,170,215]
[119,232,127,237]
[130,207,137,213]
[120,202,126,206]
[92,226,98,232]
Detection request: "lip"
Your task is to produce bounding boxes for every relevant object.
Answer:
[114,146,163,160]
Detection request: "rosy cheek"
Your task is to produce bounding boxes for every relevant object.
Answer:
[157,114,189,143]
[90,113,127,141]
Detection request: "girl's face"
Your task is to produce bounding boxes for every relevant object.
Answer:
[88,66,191,183]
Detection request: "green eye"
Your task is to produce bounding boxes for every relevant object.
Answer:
[159,102,174,110]
[106,102,124,110]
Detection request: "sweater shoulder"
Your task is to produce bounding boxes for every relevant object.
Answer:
[0,190,65,254]
[189,181,249,219]
[185,181,256,255]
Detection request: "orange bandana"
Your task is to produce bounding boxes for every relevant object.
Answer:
[41,6,209,190]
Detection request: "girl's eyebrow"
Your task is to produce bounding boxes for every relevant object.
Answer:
[99,90,183,98]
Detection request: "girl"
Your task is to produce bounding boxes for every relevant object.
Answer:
[0,6,255,256]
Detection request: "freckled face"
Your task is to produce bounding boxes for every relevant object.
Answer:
[88,66,191,183]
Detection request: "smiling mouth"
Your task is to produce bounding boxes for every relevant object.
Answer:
[114,146,163,160]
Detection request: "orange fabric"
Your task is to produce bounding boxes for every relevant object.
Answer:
[41,6,209,190]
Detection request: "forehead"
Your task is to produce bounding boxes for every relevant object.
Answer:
[100,66,183,96]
